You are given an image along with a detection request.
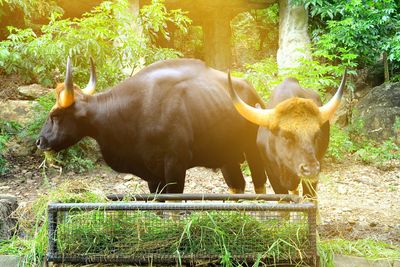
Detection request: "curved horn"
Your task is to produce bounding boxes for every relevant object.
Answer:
[319,69,347,123]
[227,70,274,127]
[82,57,96,95]
[59,56,75,108]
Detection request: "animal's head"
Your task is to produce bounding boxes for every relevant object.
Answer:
[228,71,346,178]
[36,57,96,152]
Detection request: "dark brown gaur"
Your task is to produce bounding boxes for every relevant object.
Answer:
[36,57,268,194]
[227,71,347,199]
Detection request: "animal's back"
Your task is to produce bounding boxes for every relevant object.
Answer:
[101,58,262,170]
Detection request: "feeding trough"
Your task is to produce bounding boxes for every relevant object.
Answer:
[47,194,318,266]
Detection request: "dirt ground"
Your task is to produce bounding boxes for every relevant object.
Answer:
[1,153,399,246]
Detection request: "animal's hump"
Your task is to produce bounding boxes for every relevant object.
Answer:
[140,58,207,74]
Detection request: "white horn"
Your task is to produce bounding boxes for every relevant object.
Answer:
[319,69,347,123]
[82,57,96,95]
[227,71,274,127]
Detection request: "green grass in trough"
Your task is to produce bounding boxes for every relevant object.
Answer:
[56,209,310,265]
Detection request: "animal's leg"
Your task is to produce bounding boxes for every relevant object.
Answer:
[221,162,245,194]
[263,161,288,194]
[163,156,187,194]
[245,147,267,194]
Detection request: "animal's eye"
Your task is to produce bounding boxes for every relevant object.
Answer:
[50,113,59,123]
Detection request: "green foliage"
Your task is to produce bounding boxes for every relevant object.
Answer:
[231,4,279,65]
[140,0,191,42]
[23,93,55,140]
[234,57,278,100]
[174,25,204,59]
[0,181,107,265]
[234,55,349,101]
[394,116,400,132]
[318,238,400,266]
[291,0,400,70]
[354,139,400,164]
[0,0,187,88]
[327,124,356,161]
[56,139,97,173]
[0,0,61,21]
[22,93,96,173]
[0,119,21,174]
[327,115,400,163]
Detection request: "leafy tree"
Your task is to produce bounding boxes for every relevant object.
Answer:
[231,4,279,65]
[0,0,189,88]
[291,0,400,71]
[0,0,61,21]
[139,0,191,43]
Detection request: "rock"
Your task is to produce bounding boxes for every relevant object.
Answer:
[0,100,37,125]
[332,94,352,127]
[0,194,18,240]
[336,184,347,194]
[24,172,33,180]
[5,138,36,157]
[370,222,378,227]
[0,255,19,267]
[17,84,50,100]
[123,174,134,181]
[333,254,392,267]
[355,82,400,141]
[354,62,385,93]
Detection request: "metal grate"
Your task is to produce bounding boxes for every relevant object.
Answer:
[47,194,317,266]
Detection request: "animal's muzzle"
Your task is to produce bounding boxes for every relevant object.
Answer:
[298,162,320,177]
[36,136,51,151]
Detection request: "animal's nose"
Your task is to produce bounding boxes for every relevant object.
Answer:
[36,137,44,148]
[299,162,320,176]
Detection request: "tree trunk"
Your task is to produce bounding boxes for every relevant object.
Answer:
[277,0,311,73]
[383,51,390,82]
[202,12,233,71]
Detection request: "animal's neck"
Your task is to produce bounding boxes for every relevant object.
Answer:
[85,90,118,138]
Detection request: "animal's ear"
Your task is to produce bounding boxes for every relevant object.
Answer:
[57,56,75,108]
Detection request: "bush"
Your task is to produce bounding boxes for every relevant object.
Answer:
[231,4,279,65]
[0,119,21,174]
[234,55,350,102]
[0,0,188,88]
[327,124,355,161]
[327,115,400,164]
[0,180,108,266]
